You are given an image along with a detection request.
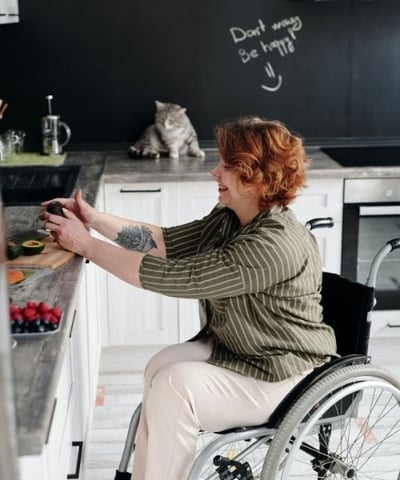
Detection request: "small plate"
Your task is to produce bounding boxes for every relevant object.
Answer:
[11,313,63,339]
[8,267,53,289]
[12,326,61,339]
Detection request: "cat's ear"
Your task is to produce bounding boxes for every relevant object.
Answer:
[180,107,187,114]
[155,100,165,110]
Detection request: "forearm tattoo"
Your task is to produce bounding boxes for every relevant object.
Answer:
[115,225,157,252]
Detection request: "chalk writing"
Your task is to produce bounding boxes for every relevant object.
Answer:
[228,15,303,93]
[229,19,267,43]
[259,37,295,57]
[261,63,282,92]
[271,16,302,32]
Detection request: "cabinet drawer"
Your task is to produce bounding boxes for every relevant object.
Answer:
[370,310,400,338]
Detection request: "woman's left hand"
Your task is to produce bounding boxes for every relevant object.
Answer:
[42,207,93,257]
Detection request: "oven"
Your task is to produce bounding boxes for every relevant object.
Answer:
[342,177,400,310]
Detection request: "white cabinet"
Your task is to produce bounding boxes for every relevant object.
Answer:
[291,178,343,273]
[101,178,344,345]
[176,182,218,341]
[0,0,19,24]
[19,264,101,480]
[101,183,180,345]
[100,181,217,345]
[368,311,400,377]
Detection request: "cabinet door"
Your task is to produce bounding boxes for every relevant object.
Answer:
[103,183,179,345]
[176,181,217,223]
[176,182,218,341]
[0,0,19,24]
[291,178,343,273]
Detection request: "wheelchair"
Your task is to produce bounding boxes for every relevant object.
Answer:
[114,219,400,480]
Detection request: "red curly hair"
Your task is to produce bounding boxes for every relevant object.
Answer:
[215,117,310,211]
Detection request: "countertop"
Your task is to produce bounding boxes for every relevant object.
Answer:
[3,146,400,457]
[3,152,105,456]
[103,147,400,183]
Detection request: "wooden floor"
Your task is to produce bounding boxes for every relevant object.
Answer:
[85,345,163,480]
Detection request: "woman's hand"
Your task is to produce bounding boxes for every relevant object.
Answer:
[40,190,96,228]
[42,206,94,257]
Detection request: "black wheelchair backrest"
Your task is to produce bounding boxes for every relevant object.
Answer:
[321,272,375,357]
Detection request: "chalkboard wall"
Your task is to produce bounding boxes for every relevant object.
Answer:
[1,0,400,150]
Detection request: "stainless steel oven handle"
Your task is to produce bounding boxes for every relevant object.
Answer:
[344,178,400,204]
[359,205,400,216]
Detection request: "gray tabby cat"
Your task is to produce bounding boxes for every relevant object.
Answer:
[129,100,205,159]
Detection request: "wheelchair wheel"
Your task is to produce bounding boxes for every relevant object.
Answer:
[260,364,400,480]
[188,427,274,480]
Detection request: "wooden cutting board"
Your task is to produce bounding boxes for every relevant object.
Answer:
[7,236,75,269]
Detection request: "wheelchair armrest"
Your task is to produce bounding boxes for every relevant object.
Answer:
[305,217,334,231]
[266,354,369,429]
[366,237,400,288]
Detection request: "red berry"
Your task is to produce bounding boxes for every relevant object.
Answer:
[50,307,62,319]
[9,304,20,315]
[48,314,59,324]
[38,302,49,314]
[26,301,38,310]
[22,307,36,319]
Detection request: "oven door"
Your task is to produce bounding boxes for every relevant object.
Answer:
[342,204,400,310]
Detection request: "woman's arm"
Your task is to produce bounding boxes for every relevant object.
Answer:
[42,190,166,257]
[90,211,166,257]
[42,208,147,287]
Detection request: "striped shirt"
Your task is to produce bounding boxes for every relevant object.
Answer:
[139,204,337,382]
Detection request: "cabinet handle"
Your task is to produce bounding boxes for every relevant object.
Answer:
[119,188,161,193]
[387,323,400,328]
[67,441,84,479]
[69,310,77,338]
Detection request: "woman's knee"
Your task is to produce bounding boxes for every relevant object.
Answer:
[150,362,198,400]
[144,339,213,385]
[144,344,183,384]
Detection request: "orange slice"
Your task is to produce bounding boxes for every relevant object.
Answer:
[8,269,26,285]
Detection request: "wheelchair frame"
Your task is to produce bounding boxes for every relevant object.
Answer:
[114,226,400,480]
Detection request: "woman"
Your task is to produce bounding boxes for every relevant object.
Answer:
[41,117,337,480]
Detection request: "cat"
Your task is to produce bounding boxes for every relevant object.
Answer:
[129,100,205,159]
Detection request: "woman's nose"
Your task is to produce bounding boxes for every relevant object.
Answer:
[211,164,220,177]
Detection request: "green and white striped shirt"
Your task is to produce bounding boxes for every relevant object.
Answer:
[140,204,337,382]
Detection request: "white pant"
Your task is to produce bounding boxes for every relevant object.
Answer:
[132,337,309,480]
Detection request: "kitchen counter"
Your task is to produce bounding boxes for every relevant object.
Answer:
[103,147,400,183]
[3,146,400,457]
[3,152,105,456]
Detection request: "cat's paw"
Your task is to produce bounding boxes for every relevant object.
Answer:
[147,152,160,159]
[169,151,179,159]
[128,146,141,158]
[189,148,206,158]
[142,148,160,159]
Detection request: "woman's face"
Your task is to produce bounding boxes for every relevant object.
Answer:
[211,159,260,219]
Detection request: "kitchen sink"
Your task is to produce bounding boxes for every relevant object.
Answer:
[321,146,400,167]
[0,165,81,206]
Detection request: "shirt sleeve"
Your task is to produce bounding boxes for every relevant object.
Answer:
[140,221,310,299]
[162,205,221,258]
[161,219,205,259]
